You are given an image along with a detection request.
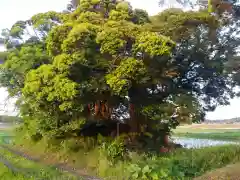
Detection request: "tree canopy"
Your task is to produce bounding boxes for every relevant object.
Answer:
[0,0,240,143]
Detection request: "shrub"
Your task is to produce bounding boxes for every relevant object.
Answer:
[61,138,83,153]
[30,132,43,142]
[126,145,240,179]
[99,137,127,163]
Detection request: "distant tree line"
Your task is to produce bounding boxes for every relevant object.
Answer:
[204,117,240,124]
[0,115,22,123]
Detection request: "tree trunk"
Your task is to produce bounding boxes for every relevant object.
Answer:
[94,100,101,119]
[100,101,112,120]
[128,85,141,134]
[129,103,139,132]
[91,100,113,121]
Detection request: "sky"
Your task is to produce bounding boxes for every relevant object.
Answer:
[0,0,239,120]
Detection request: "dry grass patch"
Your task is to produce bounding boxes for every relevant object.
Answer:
[179,124,240,129]
[195,163,240,180]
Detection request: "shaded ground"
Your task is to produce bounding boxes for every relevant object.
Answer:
[195,163,240,180]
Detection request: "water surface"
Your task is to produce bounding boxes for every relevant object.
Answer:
[172,137,240,149]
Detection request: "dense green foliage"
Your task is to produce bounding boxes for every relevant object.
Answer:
[126,145,240,179]
[1,0,240,148]
[2,1,240,179]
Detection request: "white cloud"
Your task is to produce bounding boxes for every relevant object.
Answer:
[129,0,162,15]
[206,98,240,120]
[0,88,18,116]
[0,0,69,115]
[0,0,69,30]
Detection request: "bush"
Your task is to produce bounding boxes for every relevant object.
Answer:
[60,137,98,153]
[30,132,43,142]
[127,155,185,179]
[99,137,127,163]
[61,138,83,153]
[12,126,240,180]
[126,145,240,179]
[170,145,240,177]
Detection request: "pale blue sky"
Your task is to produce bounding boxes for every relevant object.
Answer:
[0,0,239,120]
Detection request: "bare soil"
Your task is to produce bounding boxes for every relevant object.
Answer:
[195,163,240,180]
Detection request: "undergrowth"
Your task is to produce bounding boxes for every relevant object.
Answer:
[11,127,240,180]
[0,163,34,180]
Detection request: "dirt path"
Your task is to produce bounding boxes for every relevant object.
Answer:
[0,150,46,180]
[194,163,240,180]
[0,153,34,178]
[0,144,101,180]
[0,129,102,180]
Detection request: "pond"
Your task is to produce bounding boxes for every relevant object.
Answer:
[172,136,240,149]
[0,123,13,129]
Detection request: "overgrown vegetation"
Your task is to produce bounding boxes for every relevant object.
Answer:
[0,163,34,180]
[0,146,80,180]
[12,132,240,179]
[1,0,240,179]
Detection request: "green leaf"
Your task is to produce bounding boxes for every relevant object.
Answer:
[132,172,139,179]
[149,172,159,180]
[142,165,151,174]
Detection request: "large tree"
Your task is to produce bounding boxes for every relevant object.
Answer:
[1,0,240,142]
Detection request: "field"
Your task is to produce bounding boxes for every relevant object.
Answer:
[0,128,83,180]
[0,163,34,180]
[175,131,240,141]
[173,124,240,179]
[176,123,240,132]
[173,123,240,141]
[1,124,240,179]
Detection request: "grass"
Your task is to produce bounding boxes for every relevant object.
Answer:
[195,163,240,180]
[10,138,108,178]
[3,126,240,179]
[173,127,240,134]
[177,123,240,129]
[0,147,81,180]
[0,130,14,144]
[0,162,34,180]
[0,129,82,180]
[173,126,240,141]
[174,131,240,141]
[12,134,240,179]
